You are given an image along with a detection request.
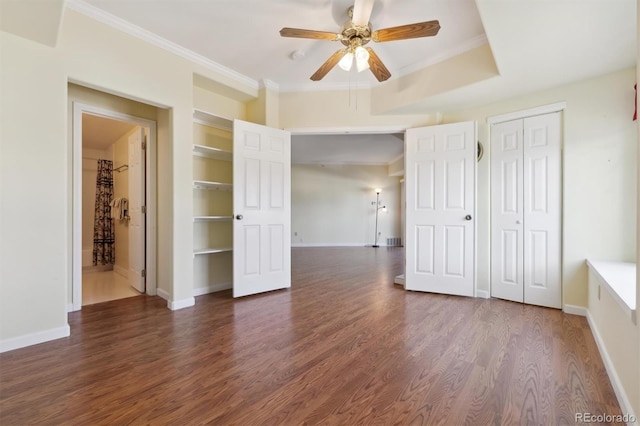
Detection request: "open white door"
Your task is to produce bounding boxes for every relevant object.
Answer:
[233,120,291,298]
[128,127,145,293]
[405,122,475,297]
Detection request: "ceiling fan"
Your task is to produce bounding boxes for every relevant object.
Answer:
[279,0,440,82]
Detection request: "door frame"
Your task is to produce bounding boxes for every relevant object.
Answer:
[486,101,566,303]
[71,102,158,311]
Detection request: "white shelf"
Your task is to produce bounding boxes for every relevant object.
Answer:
[193,180,233,191]
[193,144,232,161]
[193,216,233,222]
[193,247,233,255]
[193,109,233,131]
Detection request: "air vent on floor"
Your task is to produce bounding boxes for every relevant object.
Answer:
[386,237,402,247]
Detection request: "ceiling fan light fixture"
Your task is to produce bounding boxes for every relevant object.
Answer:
[355,46,370,72]
[338,51,354,71]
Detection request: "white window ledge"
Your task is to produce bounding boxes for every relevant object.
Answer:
[587,259,636,323]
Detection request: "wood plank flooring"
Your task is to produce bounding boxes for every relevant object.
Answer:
[0,247,622,425]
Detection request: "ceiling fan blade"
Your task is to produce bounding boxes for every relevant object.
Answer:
[366,48,391,82]
[311,49,347,81]
[372,20,440,42]
[280,28,340,41]
[352,0,375,26]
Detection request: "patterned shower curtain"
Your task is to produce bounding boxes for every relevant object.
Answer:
[92,159,115,265]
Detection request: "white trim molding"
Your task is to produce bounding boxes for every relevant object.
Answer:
[475,289,490,299]
[72,102,158,311]
[168,297,196,311]
[156,288,170,302]
[292,243,370,248]
[487,102,568,125]
[563,304,588,316]
[0,325,70,353]
[65,0,258,91]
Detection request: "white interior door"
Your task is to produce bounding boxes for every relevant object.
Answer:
[128,127,145,293]
[405,122,476,297]
[522,113,561,308]
[233,119,291,298]
[490,112,561,309]
[490,120,524,302]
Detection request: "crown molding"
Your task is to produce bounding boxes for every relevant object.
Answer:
[64,0,489,97]
[259,79,279,91]
[65,0,259,91]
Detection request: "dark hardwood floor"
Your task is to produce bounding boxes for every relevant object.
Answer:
[0,247,622,425]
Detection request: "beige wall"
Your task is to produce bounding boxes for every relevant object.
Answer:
[444,67,638,307]
[0,8,260,347]
[1,12,637,410]
[279,88,438,129]
[292,164,401,246]
[587,268,639,416]
[1,30,69,344]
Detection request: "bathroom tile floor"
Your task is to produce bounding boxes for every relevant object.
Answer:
[82,270,141,306]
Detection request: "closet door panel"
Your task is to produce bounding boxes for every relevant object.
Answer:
[523,112,562,308]
[491,119,524,303]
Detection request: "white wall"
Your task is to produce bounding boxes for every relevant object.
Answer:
[292,164,401,246]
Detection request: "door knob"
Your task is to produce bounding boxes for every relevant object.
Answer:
[235,214,243,220]
[465,215,472,221]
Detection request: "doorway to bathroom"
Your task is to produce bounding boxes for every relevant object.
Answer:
[72,102,157,310]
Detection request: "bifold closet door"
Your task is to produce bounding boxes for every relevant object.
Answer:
[491,112,561,309]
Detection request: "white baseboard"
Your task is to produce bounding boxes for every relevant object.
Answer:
[156,288,170,301]
[168,297,195,310]
[563,304,587,316]
[67,303,75,312]
[475,289,490,299]
[0,325,70,353]
[292,243,367,248]
[586,311,636,421]
[113,264,128,278]
[193,282,232,296]
[157,288,195,310]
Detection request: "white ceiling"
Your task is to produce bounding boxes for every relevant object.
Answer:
[72,0,637,163]
[81,0,486,91]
